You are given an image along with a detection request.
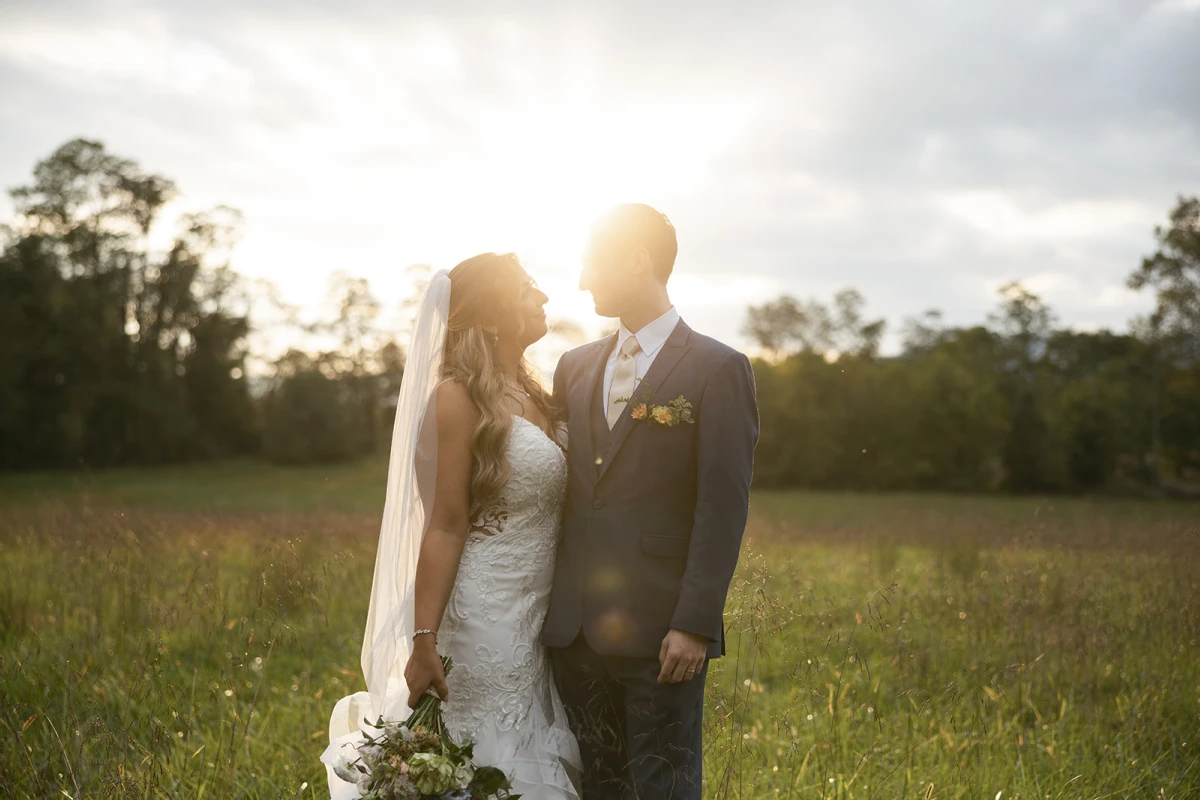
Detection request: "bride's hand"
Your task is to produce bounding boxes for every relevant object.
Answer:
[404,637,448,708]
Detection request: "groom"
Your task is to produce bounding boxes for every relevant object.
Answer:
[545,204,759,798]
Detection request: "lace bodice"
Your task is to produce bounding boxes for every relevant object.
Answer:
[447,416,566,629]
[437,416,579,797]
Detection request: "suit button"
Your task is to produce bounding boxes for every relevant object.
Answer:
[593,500,605,510]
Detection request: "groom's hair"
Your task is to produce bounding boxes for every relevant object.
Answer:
[593,203,678,284]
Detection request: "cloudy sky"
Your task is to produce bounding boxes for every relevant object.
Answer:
[2,0,1198,359]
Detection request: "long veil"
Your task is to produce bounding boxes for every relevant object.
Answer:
[321,270,451,799]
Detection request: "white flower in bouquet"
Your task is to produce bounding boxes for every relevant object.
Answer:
[334,658,522,800]
[358,743,384,763]
[407,752,457,796]
[330,754,368,786]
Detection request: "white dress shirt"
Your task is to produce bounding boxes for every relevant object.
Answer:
[603,306,682,404]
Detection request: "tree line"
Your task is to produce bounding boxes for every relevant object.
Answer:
[0,139,405,468]
[1,139,1197,493]
[746,200,1200,493]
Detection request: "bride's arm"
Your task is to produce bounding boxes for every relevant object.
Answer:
[405,380,478,707]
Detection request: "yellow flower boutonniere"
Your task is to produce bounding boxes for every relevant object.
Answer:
[616,383,696,428]
[647,396,696,427]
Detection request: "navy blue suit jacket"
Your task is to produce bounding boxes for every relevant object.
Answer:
[542,321,759,659]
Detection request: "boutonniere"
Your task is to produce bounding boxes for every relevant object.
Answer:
[617,383,696,428]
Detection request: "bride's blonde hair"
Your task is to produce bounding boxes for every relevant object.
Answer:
[443,253,556,511]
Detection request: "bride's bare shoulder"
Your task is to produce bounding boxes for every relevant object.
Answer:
[433,380,480,428]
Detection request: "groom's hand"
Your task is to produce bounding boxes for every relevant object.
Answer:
[658,629,708,684]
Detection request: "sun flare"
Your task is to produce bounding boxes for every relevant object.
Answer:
[382,96,753,333]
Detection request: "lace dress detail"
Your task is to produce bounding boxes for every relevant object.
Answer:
[439,416,579,798]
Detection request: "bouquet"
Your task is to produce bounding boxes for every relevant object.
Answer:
[331,657,521,800]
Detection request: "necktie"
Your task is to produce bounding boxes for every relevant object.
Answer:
[607,336,641,429]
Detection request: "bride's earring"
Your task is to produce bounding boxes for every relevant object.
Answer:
[485,328,500,347]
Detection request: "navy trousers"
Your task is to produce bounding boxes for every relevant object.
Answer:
[551,635,707,799]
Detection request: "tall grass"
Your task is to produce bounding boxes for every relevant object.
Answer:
[1,484,1198,798]
[706,524,1199,797]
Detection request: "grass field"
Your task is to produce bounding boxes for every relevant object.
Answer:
[2,460,1198,799]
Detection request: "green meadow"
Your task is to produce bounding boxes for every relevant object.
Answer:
[1,462,1197,798]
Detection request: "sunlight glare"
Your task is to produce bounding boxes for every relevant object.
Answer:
[423,97,752,332]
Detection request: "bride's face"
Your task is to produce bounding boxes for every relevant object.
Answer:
[504,265,549,348]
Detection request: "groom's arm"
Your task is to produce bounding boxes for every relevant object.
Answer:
[552,352,570,407]
[670,350,759,643]
[551,351,577,426]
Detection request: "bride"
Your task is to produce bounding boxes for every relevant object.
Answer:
[322,253,581,799]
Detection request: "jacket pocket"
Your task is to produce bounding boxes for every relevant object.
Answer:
[641,534,689,559]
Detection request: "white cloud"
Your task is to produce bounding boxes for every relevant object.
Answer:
[941,191,1157,243]
[1022,272,1079,295]
[1152,0,1200,14]
[0,17,250,100]
[1,0,1194,355]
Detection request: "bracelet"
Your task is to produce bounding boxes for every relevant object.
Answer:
[413,629,437,642]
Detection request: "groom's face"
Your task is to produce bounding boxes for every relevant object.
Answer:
[579,236,642,319]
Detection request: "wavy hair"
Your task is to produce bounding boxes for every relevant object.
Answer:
[443,252,556,512]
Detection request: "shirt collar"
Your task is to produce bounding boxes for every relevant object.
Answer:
[617,306,681,358]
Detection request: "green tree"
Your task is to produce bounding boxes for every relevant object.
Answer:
[1128,196,1200,479]
[261,273,405,464]
[743,295,831,357]
[989,282,1063,491]
[898,336,1009,491]
[0,139,254,467]
[1045,331,1150,488]
[830,289,887,359]
[1129,196,1200,351]
[263,351,353,464]
[744,290,885,359]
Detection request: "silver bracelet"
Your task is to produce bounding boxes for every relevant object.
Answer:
[413,628,437,642]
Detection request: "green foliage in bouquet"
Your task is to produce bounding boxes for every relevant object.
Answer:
[331,657,522,800]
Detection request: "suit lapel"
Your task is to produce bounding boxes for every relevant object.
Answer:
[576,334,616,483]
[597,321,693,482]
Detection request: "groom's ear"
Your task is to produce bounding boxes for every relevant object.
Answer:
[631,246,653,276]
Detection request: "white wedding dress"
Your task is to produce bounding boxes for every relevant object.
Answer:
[324,413,581,799]
[437,415,580,798]
[324,270,578,799]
